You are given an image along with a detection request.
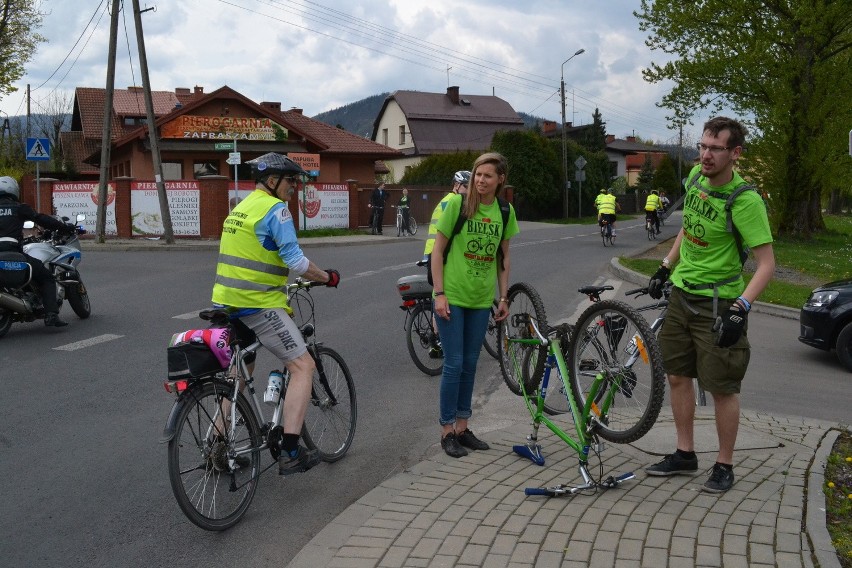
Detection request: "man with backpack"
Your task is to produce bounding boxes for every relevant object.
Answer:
[645,116,775,494]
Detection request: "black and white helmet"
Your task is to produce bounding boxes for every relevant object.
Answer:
[453,170,471,185]
[0,176,20,199]
[246,153,307,182]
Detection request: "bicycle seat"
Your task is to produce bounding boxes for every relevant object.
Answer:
[199,308,230,326]
[578,285,613,296]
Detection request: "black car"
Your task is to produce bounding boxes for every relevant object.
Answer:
[799,278,852,372]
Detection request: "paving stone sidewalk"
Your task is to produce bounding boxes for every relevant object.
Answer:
[288,409,843,568]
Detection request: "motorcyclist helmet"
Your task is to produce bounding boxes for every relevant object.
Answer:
[246,153,307,194]
[453,171,471,185]
[651,189,660,195]
[0,176,20,199]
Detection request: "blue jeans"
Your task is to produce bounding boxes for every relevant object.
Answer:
[434,304,491,426]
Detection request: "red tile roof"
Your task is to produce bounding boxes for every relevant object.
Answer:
[280,109,400,156]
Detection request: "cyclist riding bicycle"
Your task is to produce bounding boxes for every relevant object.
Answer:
[211,152,341,476]
[644,189,662,235]
[597,188,621,238]
[421,170,470,358]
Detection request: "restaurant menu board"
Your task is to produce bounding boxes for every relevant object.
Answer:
[130,181,201,236]
[52,182,117,235]
[298,183,349,229]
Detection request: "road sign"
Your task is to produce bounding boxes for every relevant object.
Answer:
[26,138,51,161]
[226,152,242,165]
[215,142,234,151]
[575,170,586,182]
[574,156,587,170]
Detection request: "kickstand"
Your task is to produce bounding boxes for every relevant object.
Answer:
[513,441,545,466]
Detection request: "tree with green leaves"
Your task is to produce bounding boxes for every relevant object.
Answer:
[635,0,852,237]
[636,154,656,194]
[0,0,46,101]
[400,150,480,185]
[579,108,607,151]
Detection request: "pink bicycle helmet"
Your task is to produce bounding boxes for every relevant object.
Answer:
[170,328,232,368]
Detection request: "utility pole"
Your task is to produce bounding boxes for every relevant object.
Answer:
[26,84,30,138]
[95,0,120,243]
[132,0,175,244]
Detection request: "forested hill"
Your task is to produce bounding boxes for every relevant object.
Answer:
[311,93,548,139]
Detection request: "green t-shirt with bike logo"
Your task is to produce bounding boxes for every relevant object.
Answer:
[436,194,519,309]
[672,164,772,299]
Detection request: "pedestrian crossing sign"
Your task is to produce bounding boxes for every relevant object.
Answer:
[26,137,51,161]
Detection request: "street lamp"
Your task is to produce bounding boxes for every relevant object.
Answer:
[561,48,585,218]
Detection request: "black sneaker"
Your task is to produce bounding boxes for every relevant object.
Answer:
[441,433,468,458]
[457,428,489,451]
[44,313,69,327]
[645,452,698,476]
[278,445,320,476]
[429,345,443,359]
[702,463,734,493]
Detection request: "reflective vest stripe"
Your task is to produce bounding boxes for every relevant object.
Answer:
[217,252,289,277]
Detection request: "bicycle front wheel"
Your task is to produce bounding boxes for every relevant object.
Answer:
[409,216,418,235]
[167,381,261,531]
[568,300,665,443]
[406,302,443,376]
[498,282,548,395]
[481,301,500,360]
[302,346,357,462]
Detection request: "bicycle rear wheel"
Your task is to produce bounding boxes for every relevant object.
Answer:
[498,282,548,395]
[167,381,261,531]
[406,302,443,376]
[302,346,357,462]
[481,301,500,359]
[409,216,418,235]
[568,300,665,443]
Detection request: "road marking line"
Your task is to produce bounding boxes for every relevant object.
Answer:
[53,334,124,351]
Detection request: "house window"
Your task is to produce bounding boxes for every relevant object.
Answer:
[161,161,183,180]
[194,161,219,178]
[382,128,388,146]
[399,125,406,145]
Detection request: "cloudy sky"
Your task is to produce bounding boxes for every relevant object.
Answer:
[2,0,710,144]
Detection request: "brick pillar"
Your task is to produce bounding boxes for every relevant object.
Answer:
[20,174,56,214]
[346,179,359,229]
[198,176,230,238]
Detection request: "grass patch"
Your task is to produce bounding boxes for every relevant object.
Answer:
[773,215,852,283]
[297,227,367,238]
[824,429,852,568]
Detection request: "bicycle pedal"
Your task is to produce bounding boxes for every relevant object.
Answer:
[513,443,545,466]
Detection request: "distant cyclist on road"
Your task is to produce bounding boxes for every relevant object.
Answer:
[644,189,662,235]
[596,188,621,238]
[594,188,607,223]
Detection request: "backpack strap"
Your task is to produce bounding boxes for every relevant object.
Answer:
[704,184,762,266]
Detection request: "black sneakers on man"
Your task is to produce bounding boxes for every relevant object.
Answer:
[278,445,320,476]
[457,429,489,451]
[702,463,735,493]
[441,433,468,458]
[645,451,698,476]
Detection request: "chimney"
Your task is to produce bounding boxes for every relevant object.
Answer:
[542,120,556,134]
[446,86,460,105]
[626,136,636,143]
[261,101,282,112]
[289,107,303,115]
[175,87,190,95]
[193,85,204,96]
[606,134,615,144]
[565,122,573,129]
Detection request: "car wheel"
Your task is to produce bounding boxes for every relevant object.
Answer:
[836,321,852,372]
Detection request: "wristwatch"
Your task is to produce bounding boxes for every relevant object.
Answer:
[434,291,445,297]
[662,257,671,267]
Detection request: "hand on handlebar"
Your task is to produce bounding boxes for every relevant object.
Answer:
[325,269,340,288]
[648,266,670,300]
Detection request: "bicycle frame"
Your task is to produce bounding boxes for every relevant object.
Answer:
[509,314,635,495]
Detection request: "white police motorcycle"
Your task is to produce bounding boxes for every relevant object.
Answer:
[0,214,89,338]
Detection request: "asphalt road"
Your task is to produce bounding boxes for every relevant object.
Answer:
[0,216,846,568]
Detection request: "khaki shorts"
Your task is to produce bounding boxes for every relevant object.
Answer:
[659,287,750,394]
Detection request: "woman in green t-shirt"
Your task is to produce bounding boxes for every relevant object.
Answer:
[430,152,519,458]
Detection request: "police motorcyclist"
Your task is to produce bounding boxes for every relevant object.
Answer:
[0,176,75,327]
[211,153,340,476]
